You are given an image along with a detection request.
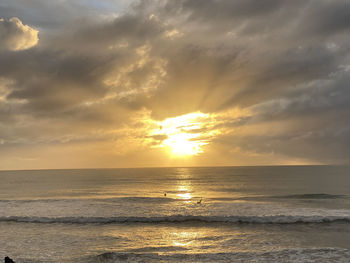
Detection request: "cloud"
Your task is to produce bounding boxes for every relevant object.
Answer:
[0,17,38,51]
[1,0,350,168]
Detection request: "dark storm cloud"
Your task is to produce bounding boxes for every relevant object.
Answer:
[1,0,350,166]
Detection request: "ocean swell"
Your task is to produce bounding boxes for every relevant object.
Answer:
[1,215,350,224]
[273,193,347,199]
[83,248,350,263]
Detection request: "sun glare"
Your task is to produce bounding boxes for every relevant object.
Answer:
[149,112,213,157]
[164,133,202,156]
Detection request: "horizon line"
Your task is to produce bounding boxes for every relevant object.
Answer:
[0,164,348,172]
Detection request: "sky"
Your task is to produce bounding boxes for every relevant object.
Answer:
[0,0,350,169]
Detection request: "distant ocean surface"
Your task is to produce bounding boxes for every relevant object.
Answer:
[0,166,350,262]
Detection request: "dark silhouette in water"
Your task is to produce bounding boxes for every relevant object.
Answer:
[164,192,167,197]
[5,257,15,263]
[197,198,202,204]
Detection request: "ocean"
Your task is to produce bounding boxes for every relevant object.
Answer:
[0,166,350,262]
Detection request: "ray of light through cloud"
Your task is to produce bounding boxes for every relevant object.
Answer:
[0,0,350,169]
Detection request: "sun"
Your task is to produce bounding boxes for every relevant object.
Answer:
[163,133,202,156]
[149,112,213,157]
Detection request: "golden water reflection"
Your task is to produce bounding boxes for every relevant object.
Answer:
[171,231,197,247]
[175,181,193,200]
[106,224,254,255]
[177,192,192,200]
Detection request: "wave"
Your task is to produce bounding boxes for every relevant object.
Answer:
[272,193,347,199]
[202,193,348,202]
[83,248,350,263]
[1,215,350,224]
[0,196,180,203]
[1,193,346,204]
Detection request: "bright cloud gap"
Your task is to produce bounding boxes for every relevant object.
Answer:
[148,112,217,157]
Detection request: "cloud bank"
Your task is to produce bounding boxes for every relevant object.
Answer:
[0,0,349,169]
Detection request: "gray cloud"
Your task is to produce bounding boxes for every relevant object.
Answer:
[1,0,350,167]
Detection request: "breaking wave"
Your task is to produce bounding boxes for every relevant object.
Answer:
[1,215,350,224]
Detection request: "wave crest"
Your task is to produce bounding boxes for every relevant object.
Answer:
[1,215,350,224]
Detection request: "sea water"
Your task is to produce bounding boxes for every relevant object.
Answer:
[0,166,350,262]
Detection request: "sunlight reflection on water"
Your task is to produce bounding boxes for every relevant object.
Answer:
[176,175,193,200]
